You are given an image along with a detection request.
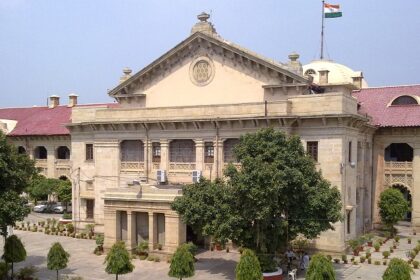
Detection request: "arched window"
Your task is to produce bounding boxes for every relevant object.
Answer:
[391,95,418,106]
[120,140,144,162]
[223,139,240,163]
[56,146,70,159]
[304,69,316,76]
[17,146,26,154]
[169,140,196,162]
[34,146,47,159]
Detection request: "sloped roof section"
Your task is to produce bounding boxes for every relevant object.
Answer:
[109,31,308,97]
[352,85,420,127]
[0,103,117,136]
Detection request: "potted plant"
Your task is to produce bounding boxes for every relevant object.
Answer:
[373,242,380,252]
[348,239,360,256]
[364,233,374,247]
[341,254,348,264]
[368,257,372,264]
[413,229,417,236]
[408,237,412,244]
[136,241,149,258]
[393,241,397,249]
[383,251,390,259]
[389,247,394,253]
[334,258,340,264]
[360,256,366,263]
[365,248,371,258]
[413,260,419,269]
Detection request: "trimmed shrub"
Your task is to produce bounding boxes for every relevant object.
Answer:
[168,245,195,279]
[383,258,413,280]
[47,242,70,280]
[104,241,134,279]
[306,254,335,280]
[235,249,263,280]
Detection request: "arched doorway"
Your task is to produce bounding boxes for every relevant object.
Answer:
[392,184,412,221]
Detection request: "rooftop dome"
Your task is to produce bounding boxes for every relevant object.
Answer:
[303,60,368,88]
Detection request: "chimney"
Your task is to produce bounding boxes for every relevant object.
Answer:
[352,72,363,89]
[68,93,78,107]
[49,95,60,108]
[287,52,303,75]
[119,67,132,84]
[318,69,329,85]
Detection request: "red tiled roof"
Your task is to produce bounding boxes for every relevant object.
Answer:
[352,85,420,127]
[0,103,117,136]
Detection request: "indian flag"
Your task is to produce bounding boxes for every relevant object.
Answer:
[324,3,342,18]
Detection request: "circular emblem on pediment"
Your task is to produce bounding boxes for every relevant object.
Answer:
[189,56,215,86]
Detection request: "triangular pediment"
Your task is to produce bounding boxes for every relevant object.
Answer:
[109,32,308,101]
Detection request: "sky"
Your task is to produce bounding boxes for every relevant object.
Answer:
[1,0,419,107]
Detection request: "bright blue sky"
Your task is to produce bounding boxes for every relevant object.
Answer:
[1,0,419,107]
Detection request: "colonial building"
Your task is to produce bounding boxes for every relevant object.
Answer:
[1,13,418,254]
[65,13,374,254]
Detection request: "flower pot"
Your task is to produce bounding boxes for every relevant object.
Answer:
[263,268,283,280]
[353,250,359,256]
[368,241,372,247]
[215,244,222,251]
[409,240,412,244]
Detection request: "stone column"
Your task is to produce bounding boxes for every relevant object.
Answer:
[145,140,152,182]
[195,139,204,171]
[372,141,385,227]
[160,140,169,171]
[165,213,186,253]
[127,211,137,250]
[104,208,118,250]
[412,144,420,229]
[46,145,56,178]
[148,212,156,250]
[216,139,224,179]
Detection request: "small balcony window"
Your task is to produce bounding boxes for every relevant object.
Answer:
[152,142,161,163]
[204,142,214,163]
[306,141,318,162]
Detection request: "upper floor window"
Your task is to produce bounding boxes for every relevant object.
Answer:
[120,140,144,162]
[169,140,196,163]
[304,69,316,76]
[17,146,26,155]
[34,146,47,159]
[85,144,94,161]
[56,146,70,160]
[391,95,418,106]
[223,139,240,163]
[306,141,318,162]
[152,142,161,163]
[204,142,214,163]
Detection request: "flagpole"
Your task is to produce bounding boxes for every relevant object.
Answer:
[320,0,325,59]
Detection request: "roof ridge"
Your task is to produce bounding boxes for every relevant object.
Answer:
[362,84,420,90]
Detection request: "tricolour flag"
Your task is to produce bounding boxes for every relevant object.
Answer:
[324,3,342,18]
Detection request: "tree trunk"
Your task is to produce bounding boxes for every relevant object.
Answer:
[11,262,14,280]
[56,270,59,280]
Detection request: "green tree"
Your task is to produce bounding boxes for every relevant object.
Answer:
[305,254,335,280]
[26,174,56,204]
[56,180,72,213]
[47,242,70,280]
[168,245,195,280]
[0,131,37,240]
[378,188,409,233]
[172,129,342,271]
[383,258,413,280]
[104,241,134,280]
[235,249,263,280]
[3,235,27,279]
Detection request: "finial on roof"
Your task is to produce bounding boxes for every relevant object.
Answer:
[120,67,132,84]
[288,52,300,62]
[191,12,217,36]
[123,67,132,75]
[197,12,210,22]
[287,52,303,75]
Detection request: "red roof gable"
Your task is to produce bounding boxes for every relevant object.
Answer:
[0,103,117,136]
[352,85,420,127]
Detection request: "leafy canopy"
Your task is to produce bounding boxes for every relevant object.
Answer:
[104,241,134,277]
[26,174,68,203]
[172,128,342,255]
[235,249,263,280]
[3,235,27,264]
[47,242,70,271]
[305,254,335,280]
[382,258,413,280]
[168,245,195,279]
[378,188,409,228]
[0,131,36,238]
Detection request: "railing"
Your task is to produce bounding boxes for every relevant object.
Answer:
[169,162,196,171]
[35,159,47,168]
[384,161,412,171]
[223,162,242,169]
[120,161,145,171]
[384,161,413,188]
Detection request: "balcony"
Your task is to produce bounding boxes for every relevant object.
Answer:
[120,161,145,172]
[169,163,196,172]
[384,161,413,188]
